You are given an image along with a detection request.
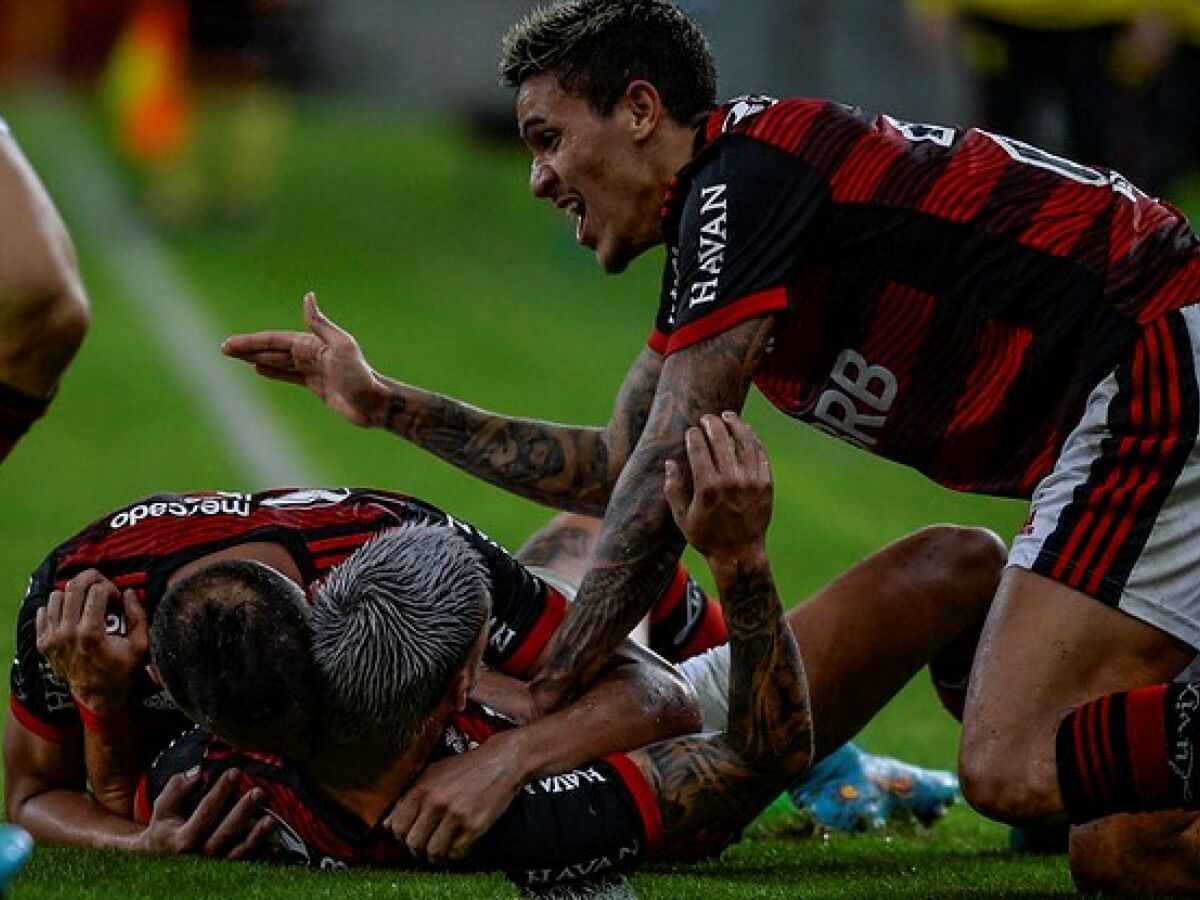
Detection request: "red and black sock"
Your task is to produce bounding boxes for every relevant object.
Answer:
[648,563,727,663]
[1057,683,1200,823]
[0,380,49,458]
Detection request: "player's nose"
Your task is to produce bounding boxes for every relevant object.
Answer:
[529,158,556,199]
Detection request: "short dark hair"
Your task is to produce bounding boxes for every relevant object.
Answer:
[499,0,718,124]
[150,560,320,740]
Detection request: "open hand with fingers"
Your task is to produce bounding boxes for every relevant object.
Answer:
[221,292,391,428]
[663,411,773,573]
[134,768,275,859]
[386,734,527,864]
[35,569,148,713]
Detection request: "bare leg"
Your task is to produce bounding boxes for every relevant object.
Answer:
[523,516,1006,760]
[957,568,1200,892]
[0,133,89,459]
[959,568,1193,826]
[786,524,1005,758]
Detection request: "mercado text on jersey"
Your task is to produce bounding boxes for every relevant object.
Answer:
[652,97,1200,498]
[9,488,566,749]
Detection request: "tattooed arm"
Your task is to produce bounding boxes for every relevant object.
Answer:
[531,315,774,709]
[221,293,661,516]
[630,412,812,851]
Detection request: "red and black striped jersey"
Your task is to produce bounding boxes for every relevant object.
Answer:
[10,488,566,751]
[137,708,665,890]
[652,96,1200,497]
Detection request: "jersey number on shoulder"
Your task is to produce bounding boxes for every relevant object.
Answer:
[888,114,1137,200]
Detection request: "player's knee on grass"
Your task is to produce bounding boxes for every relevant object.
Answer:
[959,723,1064,826]
[1069,811,1200,894]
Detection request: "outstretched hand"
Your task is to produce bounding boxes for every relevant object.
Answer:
[663,411,773,567]
[221,293,389,428]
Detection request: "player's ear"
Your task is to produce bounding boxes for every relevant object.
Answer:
[451,667,471,713]
[622,80,663,141]
[146,662,162,686]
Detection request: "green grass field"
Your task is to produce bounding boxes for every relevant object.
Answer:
[2,87,1176,896]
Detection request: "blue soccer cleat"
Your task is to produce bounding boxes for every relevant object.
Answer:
[861,750,960,826]
[0,825,33,894]
[790,742,959,832]
[790,742,888,832]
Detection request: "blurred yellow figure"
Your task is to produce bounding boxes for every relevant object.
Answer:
[102,0,192,166]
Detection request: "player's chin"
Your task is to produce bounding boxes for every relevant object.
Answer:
[597,240,635,274]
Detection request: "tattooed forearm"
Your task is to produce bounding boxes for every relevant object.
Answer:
[534,316,776,697]
[380,383,612,514]
[635,734,782,852]
[538,423,690,689]
[374,347,666,516]
[722,562,811,769]
[629,553,811,854]
[545,529,685,690]
[607,347,664,464]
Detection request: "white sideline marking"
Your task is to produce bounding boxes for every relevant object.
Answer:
[25,93,320,489]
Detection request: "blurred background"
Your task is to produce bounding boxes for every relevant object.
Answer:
[1,0,1198,776]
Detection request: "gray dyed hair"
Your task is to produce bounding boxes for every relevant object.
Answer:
[310,523,490,751]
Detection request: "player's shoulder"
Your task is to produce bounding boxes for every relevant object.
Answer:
[680,95,857,193]
[703,95,852,145]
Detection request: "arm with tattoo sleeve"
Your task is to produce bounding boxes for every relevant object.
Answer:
[531,316,774,708]
[386,639,701,862]
[222,294,662,516]
[630,412,813,852]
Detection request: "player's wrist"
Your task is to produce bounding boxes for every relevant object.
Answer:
[73,692,132,734]
[491,728,541,783]
[705,546,770,584]
[362,375,398,430]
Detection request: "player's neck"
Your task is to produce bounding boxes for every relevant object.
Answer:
[305,718,446,825]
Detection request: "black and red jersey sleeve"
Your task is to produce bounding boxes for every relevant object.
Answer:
[459,754,662,890]
[9,552,78,742]
[648,564,727,663]
[653,135,827,355]
[453,523,566,678]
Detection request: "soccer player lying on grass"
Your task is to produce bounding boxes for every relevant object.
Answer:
[135,415,1003,887]
[5,486,714,855]
[5,475,968,859]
